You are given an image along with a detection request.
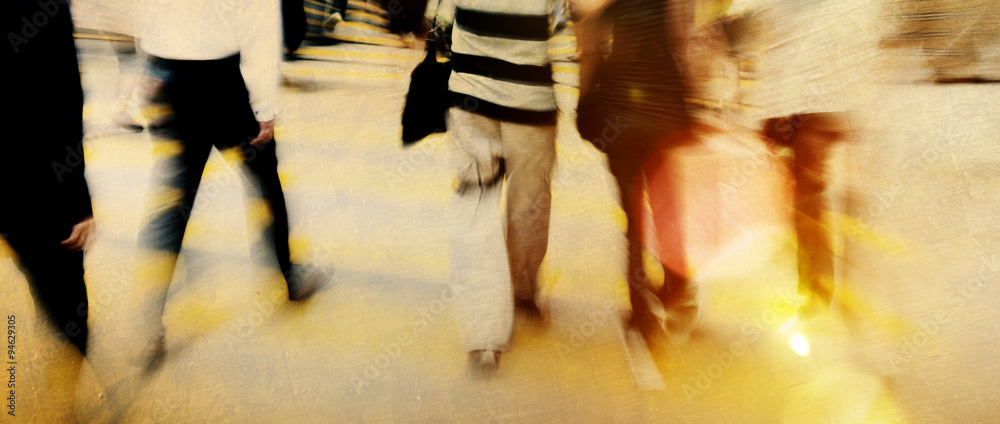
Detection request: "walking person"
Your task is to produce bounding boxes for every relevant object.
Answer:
[439,0,559,377]
[724,0,875,318]
[572,0,701,345]
[2,0,96,359]
[2,4,97,420]
[135,0,326,366]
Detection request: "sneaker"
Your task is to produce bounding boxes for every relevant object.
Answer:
[467,350,500,378]
[514,295,550,323]
[140,325,167,371]
[287,266,330,301]
[656,269,705,343]
[144,336,166,371]
[797,280,833,321]
[627,287,668,347]
[323,12,344,32]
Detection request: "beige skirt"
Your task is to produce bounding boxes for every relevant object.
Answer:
[732,0,881,120]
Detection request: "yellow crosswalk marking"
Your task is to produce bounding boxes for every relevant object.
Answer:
[283,66,402,80]
[150,140,183,158]
[347,0,387,15]
[142,105,173,123]
[350,10,390,25]
[293,48,414,62]
[289,236,314,264]
[339,21,390,34]
[330,34,407,48]
[830,211,912,257]
[305,8,331,17]
[73,33,131,42]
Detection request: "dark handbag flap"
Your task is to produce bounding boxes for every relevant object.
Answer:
[401,40,452,145]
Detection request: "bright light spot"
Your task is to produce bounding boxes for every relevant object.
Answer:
[790,333,810,356]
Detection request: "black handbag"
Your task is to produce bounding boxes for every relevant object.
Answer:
[401,38,452,146]
[575,76,608,147]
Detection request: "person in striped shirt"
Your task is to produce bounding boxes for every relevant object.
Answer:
[440,0,558,377]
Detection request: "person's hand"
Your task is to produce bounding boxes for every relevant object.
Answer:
[61,216,95,252]
[250,119,275,146]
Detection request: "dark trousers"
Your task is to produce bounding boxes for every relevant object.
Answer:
[140,55,292,280]
[604,124,695,332]
[764,112,845,309]
[283,0,307,53]
[4,227,88,355]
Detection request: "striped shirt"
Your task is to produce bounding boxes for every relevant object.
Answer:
[448,0,556,124]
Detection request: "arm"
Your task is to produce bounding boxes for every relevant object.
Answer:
[434,0,456,28]
[240,0,282,145]
[568,0,614,98]
[61,216,95,251]
[60,139,94,253]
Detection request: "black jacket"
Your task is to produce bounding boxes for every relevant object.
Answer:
[2,0,93,235]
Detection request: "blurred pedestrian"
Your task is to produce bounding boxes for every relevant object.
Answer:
[387,0,431,38]
[2,0,95,358]
[135,0,326,366]
[572,0,701,345]
[441,0,558,377]
[725,0,873,317]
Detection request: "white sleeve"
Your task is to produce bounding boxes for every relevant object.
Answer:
[240,0,282,122]
[435,0,456,28]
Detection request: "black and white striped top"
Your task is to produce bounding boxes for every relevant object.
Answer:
[448,0,556,124]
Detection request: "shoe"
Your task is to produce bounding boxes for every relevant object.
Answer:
[514,295,550,323]
[658,273,703,346]
[141,332,167,372]
[796,294,828,321]
[467,350,500,379]
[933,75,987,84]
[796,282,833,321]
[323,12,344,32]
[113,108,144,133]
[627,288,668,348]
[281,75,310,88]
[663,302,700,346]
[287,266,330,301]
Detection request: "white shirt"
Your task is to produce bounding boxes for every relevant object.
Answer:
[139,0,281,122]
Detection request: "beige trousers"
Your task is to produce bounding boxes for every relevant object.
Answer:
[447,108,556,353]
